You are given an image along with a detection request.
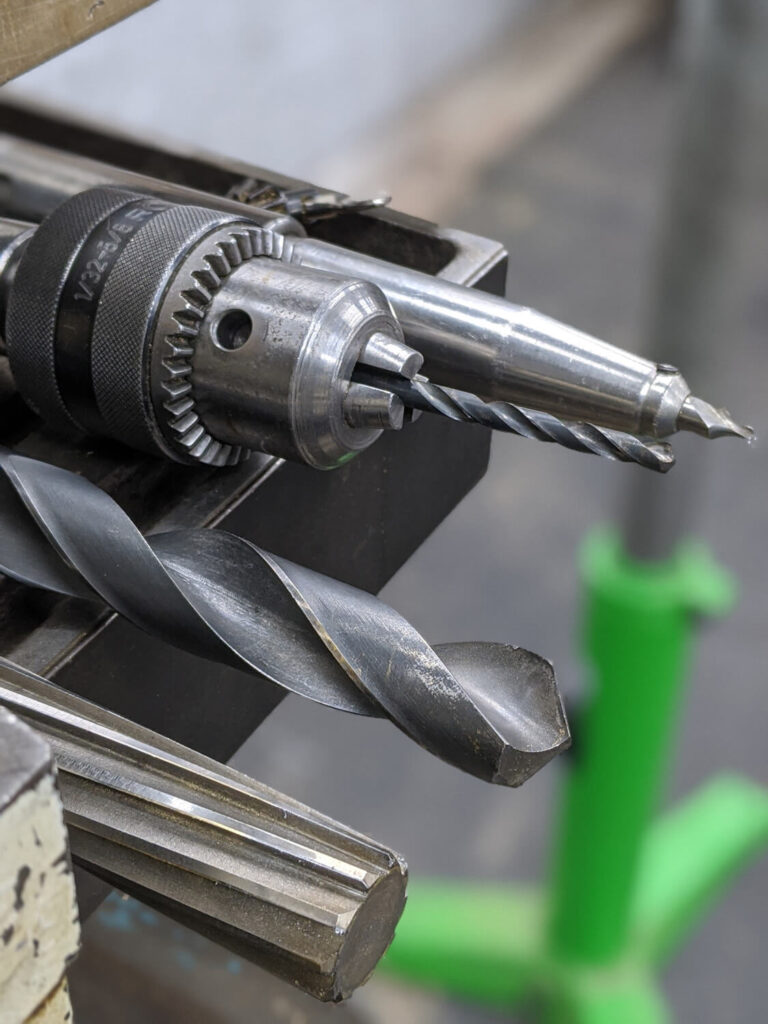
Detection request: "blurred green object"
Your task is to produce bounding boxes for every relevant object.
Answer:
[549,529,735,963]
[383,531,768,1021]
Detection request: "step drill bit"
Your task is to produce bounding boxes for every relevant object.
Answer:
[0,198,672,475]
[354,369,675,472]
[0,657,407,1001]
[0,133,749,445]
[0,448,570,787]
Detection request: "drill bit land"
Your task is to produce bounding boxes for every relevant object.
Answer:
[0,449,570,787]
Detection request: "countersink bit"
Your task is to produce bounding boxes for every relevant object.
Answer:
[0,448,570,787]
[0,657,407,1001]
[355,370,676,473]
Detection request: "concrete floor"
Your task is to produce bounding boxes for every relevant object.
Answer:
[70,40,767,1024]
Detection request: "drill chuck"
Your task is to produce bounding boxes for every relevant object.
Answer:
[4,187,410,469]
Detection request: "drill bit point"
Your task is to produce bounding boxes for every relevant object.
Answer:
[437,643,570,787]
[0,449,570,788]
[642,441,676,472]
[678,396,754,441]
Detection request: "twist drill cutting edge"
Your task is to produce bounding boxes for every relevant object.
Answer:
[0,449,570,787]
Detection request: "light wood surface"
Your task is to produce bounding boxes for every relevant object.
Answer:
[0,709,80,1024]
[0,0,155,85]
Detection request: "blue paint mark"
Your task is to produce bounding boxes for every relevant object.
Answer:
[227,958,243,975]
[174,947,198,972]
[96,894,136,933]
[138,908,158,927]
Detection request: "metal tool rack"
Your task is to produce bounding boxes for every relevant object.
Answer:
[0,100,504,914]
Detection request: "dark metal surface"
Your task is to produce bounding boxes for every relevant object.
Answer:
[0,101,501,759]
[0,449,569,786]
[0,104,506,927]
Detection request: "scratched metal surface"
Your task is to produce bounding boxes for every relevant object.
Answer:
[69,39,767,1024]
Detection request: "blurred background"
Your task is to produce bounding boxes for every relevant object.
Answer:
[4,0,765,1021]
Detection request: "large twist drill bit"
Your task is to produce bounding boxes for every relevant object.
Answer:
[355,370,676,472]
[0,449,570,786]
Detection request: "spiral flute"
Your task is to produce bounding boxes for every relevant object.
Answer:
[356,371,676,472]
[0,449,569,786]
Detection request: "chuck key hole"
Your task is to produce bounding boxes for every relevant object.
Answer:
[214,309,252,351]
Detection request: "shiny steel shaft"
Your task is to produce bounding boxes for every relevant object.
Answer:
[356,370,675,472]
[0,448,569,787]
[0,657,407,1001]
[0,134,749,442]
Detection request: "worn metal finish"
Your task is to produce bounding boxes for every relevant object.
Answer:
[2,189,411,469]
[0,448,570,786]
[0,706,79,1023]
[183,254,408,467]
[0,200,670,472]
[356,370,676,472]
[0,133,748,442]
[0,107,499,917]
[0,658,407,1002]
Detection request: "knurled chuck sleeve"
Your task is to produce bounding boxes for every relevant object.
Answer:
[5,186,254,462]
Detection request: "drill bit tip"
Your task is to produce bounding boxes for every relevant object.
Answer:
[678,396,754,441]
[0,448,570,789]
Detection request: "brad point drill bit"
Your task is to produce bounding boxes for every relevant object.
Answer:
[355,370,676,472]
[0,448,570,787]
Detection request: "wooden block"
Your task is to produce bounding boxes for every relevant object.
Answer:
[0,708,79,1024]
[0,0,156,85]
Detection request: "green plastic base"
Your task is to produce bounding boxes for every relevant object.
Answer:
[384,775,768,1022]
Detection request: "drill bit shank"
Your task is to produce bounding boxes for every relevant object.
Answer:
[0,448,570,787]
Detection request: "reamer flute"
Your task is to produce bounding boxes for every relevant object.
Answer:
[0,133,749,441]
[0,657,407,1002]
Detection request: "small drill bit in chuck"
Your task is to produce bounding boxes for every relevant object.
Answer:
[0,449,570,787]
[356,370,676,473]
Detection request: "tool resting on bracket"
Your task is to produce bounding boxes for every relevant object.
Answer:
[0,135,750,469]
[0,448,570,787]
[0,657,407,1002]
[0,190,672,473]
